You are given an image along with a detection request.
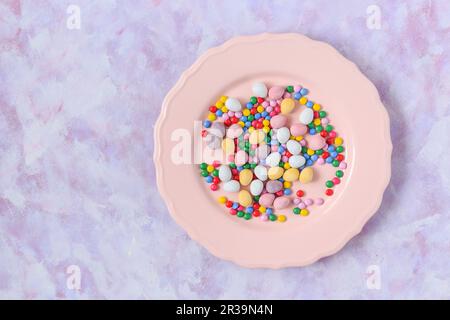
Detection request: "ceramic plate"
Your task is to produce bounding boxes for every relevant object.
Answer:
[154,33,391,268]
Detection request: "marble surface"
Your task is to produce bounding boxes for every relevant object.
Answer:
[0,0,449,299]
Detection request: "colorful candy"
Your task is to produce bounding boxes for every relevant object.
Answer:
[199,83,348,222]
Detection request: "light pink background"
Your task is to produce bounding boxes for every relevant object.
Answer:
[1,0,449,299]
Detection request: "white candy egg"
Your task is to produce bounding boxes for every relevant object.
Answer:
[218,165,232,182]
[254,165,268,181]
[225,97,242,112]
[288,155,306,168]
[249,179,264,196]
[286,140,301,155]
[252,82,268,98]
[265,152,281,167]
[223,180,240,192]
[276,127,291,144]
[299,108,314,124]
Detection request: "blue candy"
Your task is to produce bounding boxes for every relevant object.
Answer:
[203,120,212,128]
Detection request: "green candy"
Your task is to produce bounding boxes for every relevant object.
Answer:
[325,125,333,132]
[336,170,344,178]
[237,211,245,218]
[269,214,277,221]
[326,180,334,188]
[200,163,207,170]
[229,163,236,169]
[332,160,340,167]
[336,146,344,153]
[212,169,219,177]
[286,85,294,93]
[293,207,300,215]
[319,111,327,118]
[201,170,209,177]
[250,96,257,104]
[244,213,252,220]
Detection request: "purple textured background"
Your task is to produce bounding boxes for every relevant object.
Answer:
[1,0,450,299]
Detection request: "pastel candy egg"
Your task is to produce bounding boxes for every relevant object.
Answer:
[235,150,248,167]
[226,124,243,139]
[299,108,314,124]
[205,134,221,149]
[222,138,235,154]
[306,135,326,150]
[290,123,308,136]
[268,167,284,180]
[286,140,301,155]
[252,82,268,98]
[254,165,268,181]
[268,86,285,100]
[299,167,314,184]
[273,196,291,210]
[249,129,266,145]
[283,168,300,182]
[208,121,225,138]
[259,193,275,207]
[238,190,252,207]
[280,98,295,114]
[218,165,232,182]
[223,180,240,192]
[255,145,270,160]
[225,97,242,112]
[239,169,253,186]
[288,155,306,168]
[276,127,291,144]
[250,179,264,196]
[265,152,281,167]
[270,115,287,129]
[265,180,283,193]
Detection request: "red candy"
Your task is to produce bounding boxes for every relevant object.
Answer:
[332,177,340,185]
[325,189,333,196]
[210,184,218,191]
[296,190,304,197]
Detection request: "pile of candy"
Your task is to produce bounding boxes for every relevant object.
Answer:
[199,83,347,222]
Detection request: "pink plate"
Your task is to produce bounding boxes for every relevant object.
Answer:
[154,33,392,268]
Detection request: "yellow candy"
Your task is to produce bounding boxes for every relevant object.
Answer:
[314,118,321,126]
[216,101,224,108]
[307,148,315,156]
[312,103,321,111]
[207,113,216,121]
[283,168,300,182]
[262,119,270,126]
[207,165,214,173]
[249,129,266,144]
[257,105,264,113]
[220,95,227,103]
[268,167,284,180]
[238,190,252,207]
[221,106,228,113]
[238,121,245,127]
[299,167,314,184]
[243,109,250,116]
[300,209,309,216]
[262,126,270,134]
[218,196,227,204]
[299,97,308,105]
[335,137,343,146]
[283,162,291,170]
[222,138,235,154]
[248,127,255,133]
[283,181,292,188]
[280,98,295,114]
[259,206,266,213]
[239,169,253,186]
[295,136,303,141]
[278,215,287,222]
